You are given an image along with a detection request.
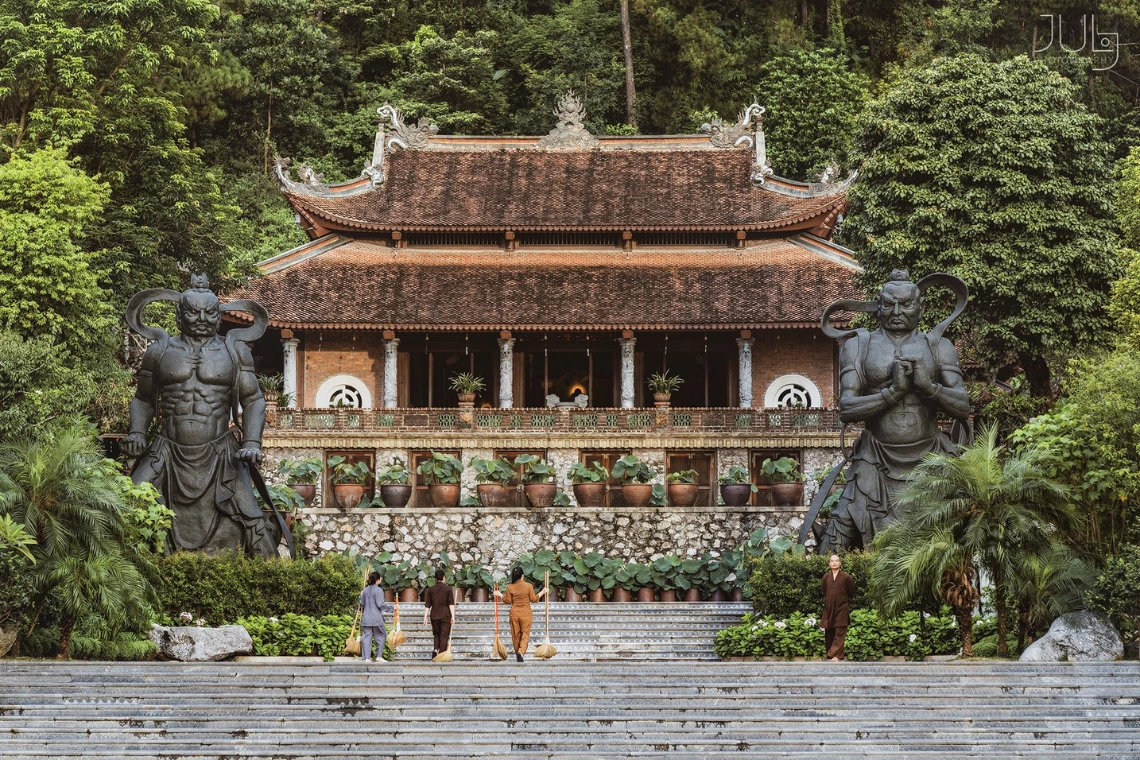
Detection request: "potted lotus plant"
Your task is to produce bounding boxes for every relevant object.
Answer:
[416,450,463,508]
[470,456,515,507]
[611,454,655,508]
[666,469,700,507]
[568,460,609,508]
[327,455,371,510]
[515,454,557,508]
[556,550,587,602]
[580,552,614,602]
[277,456,321,508]
[615,561,654,602]
[718,465,758,507]
[651,555,681,602]
[647,370,683,407]
[449,371,486,408]
[453,561,495,602]
[256,482,304,529]
[375,457,412,508]
[762,456,805,507]
[675,556,707,602]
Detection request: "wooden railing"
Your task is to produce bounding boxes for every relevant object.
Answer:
[269,406,842,434]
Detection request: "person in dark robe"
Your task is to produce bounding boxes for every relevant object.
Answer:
[422,567,456,658]
[821,554,855,662]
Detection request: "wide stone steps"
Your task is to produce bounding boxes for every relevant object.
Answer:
[2,661,1140,758]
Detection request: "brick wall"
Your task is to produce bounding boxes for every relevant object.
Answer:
[751,328,837,408]
[298,332,384,407]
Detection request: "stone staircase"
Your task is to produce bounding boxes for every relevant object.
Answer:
[1,603,1138,758]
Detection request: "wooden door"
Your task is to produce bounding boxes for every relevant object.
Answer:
[665,452,715,507]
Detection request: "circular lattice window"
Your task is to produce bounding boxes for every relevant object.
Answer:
[763,374,820,409]
[315,374,373,408]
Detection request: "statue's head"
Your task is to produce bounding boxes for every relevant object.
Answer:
[178,274,221,338]
[876,269,924,334]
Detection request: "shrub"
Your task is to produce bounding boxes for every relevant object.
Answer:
[237,613,393,661]
[1087,544,1140,644]
[157,552,360,624]
[748,553,876,615]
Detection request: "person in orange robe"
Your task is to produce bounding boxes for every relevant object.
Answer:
[494,566,548,662]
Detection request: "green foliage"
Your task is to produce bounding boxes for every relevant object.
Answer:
[238,613,392,661]
[156,552,360,624]
[256,483,304,514]
[448,372,486,394]
[568,460,609,484]
[843,55,1122,395]
[452,561,494,591]
[0,548,36,633]
[749,552,875,616]
[1117,146,1140,251]
[1112,248,1140,352]
[611,453,655,483]
[646,370,683,394]
[327,455,370,486]
[415,450,463,485]
[968,376,1049,441]
[375,458,411,486]
[277,456,322,485]
[552,489,572,507]
[120,481,174,555]
[1087,543,1140,645]
[515,455,555,484]
[0,513,36,563]
[761,456,803,483]
[469,456,514,485]
[713,610,959,661]
[666,469,697,484]
[718,465,757,492]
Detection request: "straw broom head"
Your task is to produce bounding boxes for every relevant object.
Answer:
[432,648,453,663]
[534,640,557,659]
[533,570,557,658]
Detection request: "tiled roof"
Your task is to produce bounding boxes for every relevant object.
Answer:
[230,236,861,331]
[283,149,846,233]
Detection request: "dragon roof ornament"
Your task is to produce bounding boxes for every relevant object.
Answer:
[702,103,773,184]
[537,90,599,149]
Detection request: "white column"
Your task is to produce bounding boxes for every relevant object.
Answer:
[737,337,754,408]
[619,336,636,408]
[498,337,515,408]
[281,337,299,408]
[383,337,399,408]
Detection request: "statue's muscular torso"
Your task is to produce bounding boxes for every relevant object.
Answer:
[843,330,942,446]
[151,336,237,445]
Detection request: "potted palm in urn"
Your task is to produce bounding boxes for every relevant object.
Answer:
[470,456,514,508]
[647,370,683,407]
[718,465,758,507]
[762,456,805,507]
[327,455,371,510]
[515,454,557,508]
[277,457,321,508]
[415,450,463,508]
[449,371,486,408]
[666,469,700,507]
[375,457,412,508]
[568,460,609,507]
[611,454,656,508]
[257,373,284,425]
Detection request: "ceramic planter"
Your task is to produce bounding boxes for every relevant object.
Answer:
[289,483,316,508]
[573,483,606,508]
[636,588,655,602]
[720,483,752,507]
[384,589,396,603]
[771,482,804,507]
[708,589,727,602]
[658,590,677,603]
[612,588,632,602]
[399,587,419,603]
[379,484,412,508]
[524,483,557,508]
[452,587,465,604]
[588,588,607,602]
[428,484,461,508]
[653,392,671,408]
[668,483,700,508]
[562,588,583,602]
[684,588,703,602]
[730,588,745,602]
[621,483,653,508]
[467,587,489,602]
[457,392,475,408]
[332,483,366,510]
[476,483,511,508]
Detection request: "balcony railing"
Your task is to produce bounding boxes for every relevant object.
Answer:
[269,407,841,434]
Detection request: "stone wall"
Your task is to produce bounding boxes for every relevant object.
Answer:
[300,506,806,574]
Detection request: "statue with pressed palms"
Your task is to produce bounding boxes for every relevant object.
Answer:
[804,269,972,552]
[121,275,292,558]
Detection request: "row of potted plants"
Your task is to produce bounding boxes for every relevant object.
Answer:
[276,453,806,511]
[342,527,800,603]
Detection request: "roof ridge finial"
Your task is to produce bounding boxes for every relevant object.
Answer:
[537,90,599,149]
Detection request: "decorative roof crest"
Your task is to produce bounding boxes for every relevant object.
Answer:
[702,103,765,149]
[537,90,599,149]
[377,103,438,151]
[274,156,332,192]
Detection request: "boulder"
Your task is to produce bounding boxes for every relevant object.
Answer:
[0,623,19,658]
[148,624,253,662]
[1020,611,1124,662]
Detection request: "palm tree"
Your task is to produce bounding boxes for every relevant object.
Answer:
[869,425,1080,657]
[1011,542,1096,651]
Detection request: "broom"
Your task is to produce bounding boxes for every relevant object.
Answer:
[386,599,406,648]
[491,584,508,660]
[432,621,453,663]
[343,608,362,656]
[534,571,558,660]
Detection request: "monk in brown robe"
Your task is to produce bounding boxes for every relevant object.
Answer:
[821,554,855,661]
[422,567,456,658]
[494,567,548,662]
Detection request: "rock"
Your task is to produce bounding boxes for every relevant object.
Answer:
[149,625,254,662]
[0,623,19,657]
[1020,611,1124,662]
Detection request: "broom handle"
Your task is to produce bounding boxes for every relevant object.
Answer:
[544,570,550,637]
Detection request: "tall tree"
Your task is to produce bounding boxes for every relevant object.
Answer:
[842,55,1121,397]
[619,0,637,128]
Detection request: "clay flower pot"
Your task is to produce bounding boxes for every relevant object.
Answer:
[289,484,316,509]
[658,590,677,603]
[612,587,632,603]
[332,483,366,510]
[457,392,476,408]
[384,589,397,603]
[573,483,606,508]
[477,483,511,508]
[524,483,557,508]
[771,482,804,508]
[562,588,583,603]
[467,587,489,602]
[621,483,653,508]
[452,587,465,604]
[636,588,655,603]
[730,588,745,603]
[708,589,727,602]
[588,588,608,602]
[380,484,412,509]
[668,483,700,508]
[720,483,752,507]
[653,392,671,408]
[428,484,461,508]
[399,587,419,603]
[684,588,703,602]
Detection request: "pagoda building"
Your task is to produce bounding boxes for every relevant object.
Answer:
[232,94,859,530]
